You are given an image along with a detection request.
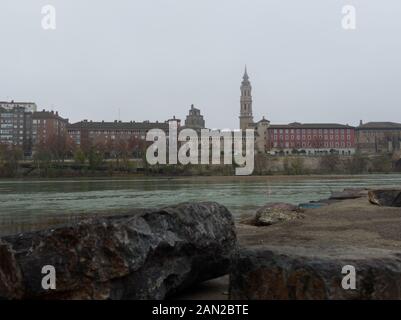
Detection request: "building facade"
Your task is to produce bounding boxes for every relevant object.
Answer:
[184,104,205,132]
[267,123,356,155]
[0,103,68,156]
[254,117,270,154]
[0,106,32,155]
[67,119,171,150]
[0,101,37,113]
[32,110,69,146]
[237,68,358,156]
[356,121,401,154]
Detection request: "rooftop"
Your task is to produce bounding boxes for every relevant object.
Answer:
[0,101,37,105]
[33,110,68,122]
[269,122,354,129]
[0,105,30,113]
[357,122,401,129]
[68,120,170,131]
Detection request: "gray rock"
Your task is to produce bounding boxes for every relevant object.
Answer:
[253,203,304,226]
[0,202,237,300]
[368,189,401,207]
[230,246,401,300]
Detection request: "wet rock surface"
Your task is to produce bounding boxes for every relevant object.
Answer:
[368,189,401,207]
[0,202,237,300]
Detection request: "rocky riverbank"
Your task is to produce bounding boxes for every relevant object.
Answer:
[230,190,401,299]
[1,189,401,300]
[180,188,401,300]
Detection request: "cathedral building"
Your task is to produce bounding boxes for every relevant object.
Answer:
[239,68,356,155]
[239,67,254,131]
[239,67,270,154]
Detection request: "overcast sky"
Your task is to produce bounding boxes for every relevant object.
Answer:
[1,0,400,128]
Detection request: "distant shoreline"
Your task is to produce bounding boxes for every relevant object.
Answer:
[0,172,400,182]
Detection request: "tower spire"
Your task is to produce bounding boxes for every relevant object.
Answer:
[243,65,249,80]
[239,66,254,130]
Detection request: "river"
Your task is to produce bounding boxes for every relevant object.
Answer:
[1,174,401,236]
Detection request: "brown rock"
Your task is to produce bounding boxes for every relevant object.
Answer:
[0,202,237,300]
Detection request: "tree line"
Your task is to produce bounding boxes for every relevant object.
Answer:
[0,134,148,177]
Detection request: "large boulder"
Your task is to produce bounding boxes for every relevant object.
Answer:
[368,189,401,207]
[253,203,304,226]
[0,202,237,300]
[230,246,401,300]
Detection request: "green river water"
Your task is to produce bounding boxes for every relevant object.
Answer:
[1,174,400,235]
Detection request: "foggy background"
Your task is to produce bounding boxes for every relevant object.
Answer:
[0,0,400,128]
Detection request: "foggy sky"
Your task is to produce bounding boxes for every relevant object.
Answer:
[1,0,400,129]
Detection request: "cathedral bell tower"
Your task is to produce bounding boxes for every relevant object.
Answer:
[239,66,254,130]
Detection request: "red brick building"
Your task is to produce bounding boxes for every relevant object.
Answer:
[67,120,172,147]
[32,110,69,146]
[267,122,356,155]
